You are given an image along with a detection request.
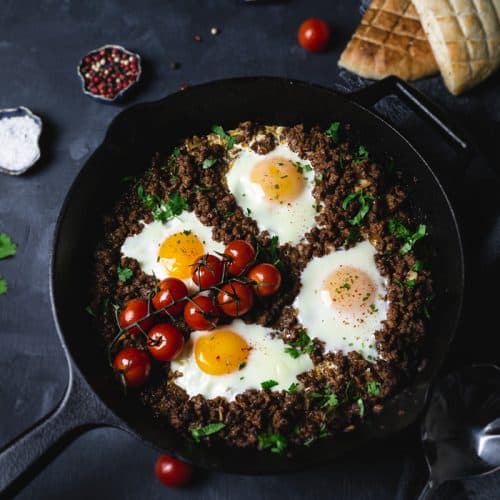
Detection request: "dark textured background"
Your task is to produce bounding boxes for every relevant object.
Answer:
[1,1,499,499]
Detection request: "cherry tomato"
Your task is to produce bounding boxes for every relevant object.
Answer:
[155,454,192,488]
[113,347,151,387]
[297,18,331,52]
[119,298,153,334]
[147,323,185,362]
[223,240,256,276]
[152,278,188,316]
[184,295,220,330]
[247,263,282,297]
[192,254,224,288]
[217,281,254,317]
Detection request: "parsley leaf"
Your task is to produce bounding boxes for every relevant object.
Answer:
[258,235,281,268]
[191,422,225,443]
[388,219,427,255]
[295,161,313,174]
[307,386,339,409]
[357,398,365,417]
[137,185,189,223]
[85,305,96,317]
[367,381,381,396]
[412,260,423,272]
[287,382,299,394]
[212,125,235,150]
[325,121,340,142]
[257,433,287,453]
[0,233,17,259]
[342,191,374,226]
[0,275,7,295]
[202,158,217,169]
[284,331,314,358]
[354,145,369,163]
[117,265,133,283]
[261,379,279,390]
[394,278,417,289]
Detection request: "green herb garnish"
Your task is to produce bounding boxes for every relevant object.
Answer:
[257,433,287,453]
[388,219,427,255]
[295,161,313,174]
[261,379,279,390]
[342,190,374,226]
[0,233,16,259]
[307,386,339,409]
[0,276,7,295]
[357,398,365,417]
[85,305,96,318]
[412,260,423,272]
[284,331,314,358]
[367,381,381,396]
[202,158,217,169]
[137,185,189,223]
[191,422,225,443]
[212,125,235,150]
[287,382,299,394]
[325,121,340,142]
[117,265,133,283]
[354,145,369,163]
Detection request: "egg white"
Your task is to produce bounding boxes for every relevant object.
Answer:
[226,143,316,245]
[120,211,224,286]
[293,240,388,362]
[170,320,314,401]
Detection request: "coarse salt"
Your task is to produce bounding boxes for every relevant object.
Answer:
[0,115,41,173]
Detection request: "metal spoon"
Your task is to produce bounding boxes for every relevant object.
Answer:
[419,364,500,499]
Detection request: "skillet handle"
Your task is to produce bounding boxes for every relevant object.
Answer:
[349,76,470,154]
[0,363,120,498]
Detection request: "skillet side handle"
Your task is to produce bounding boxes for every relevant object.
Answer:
[0,366,119,499]
[349,76,470,155]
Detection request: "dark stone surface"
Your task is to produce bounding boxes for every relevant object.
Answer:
[0,1,498,498]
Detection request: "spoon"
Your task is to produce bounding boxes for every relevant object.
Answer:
[419,364,500,499]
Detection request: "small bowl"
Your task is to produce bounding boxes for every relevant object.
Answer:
[0,106,42,176]
[77,44,142,102]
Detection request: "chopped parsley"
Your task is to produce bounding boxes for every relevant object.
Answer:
[85,305,96,318]
[367,381,381,396]
[261,379,279,390]
[342,190,374,226]
[284,331,314,358]
[239,362,246,370]
[137,185,189,223]
[191,422,225,443]
[307,386,339,409]
[117,265,133,283]
[0,276,7,295]
[257,433,287,453]
[304,424,331,446]
[354,145,369,163]
[0,233,17,259]
[258,235,281,268]
[344,227,360,246]
[202,158,217,169]
[357,398,365,418]
[369,303,378,313]
[287,382,299,394]
[295,161,312,174]
[325,121,340,142]
[412,260,423,272]
[212,125,235,150]
[246,208,252,216]
[387,219,427,255]
[394,278,417,289]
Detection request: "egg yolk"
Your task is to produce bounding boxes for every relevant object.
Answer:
[158,232,204,279]
[250,156,306,204]
[195,330,250,375]
[323,265,376,314]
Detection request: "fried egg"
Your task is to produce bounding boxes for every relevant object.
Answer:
[171,319,313,401]
[293,240,388,362]
[226,143,316,245]
[120,211,224,286]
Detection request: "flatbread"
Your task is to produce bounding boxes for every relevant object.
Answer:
[338,0,439,80]
[412,0,500,95]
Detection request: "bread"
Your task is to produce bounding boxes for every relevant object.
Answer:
[412,0,500,95]
[338,0,439,80]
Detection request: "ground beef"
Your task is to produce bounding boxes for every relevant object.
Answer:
[90,122,432,453]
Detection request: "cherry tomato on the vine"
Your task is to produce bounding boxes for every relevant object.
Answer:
[152,278,188,316]
[155,454,192,488]
[297,18,331,52]
[247,263,282,297]
[217,281,254,317]
[113,347,151,387]
[119,298,153,334]
[223,240,256,276]
[147,323,185,362]
[184,295,220,330]
[192,254,224,288]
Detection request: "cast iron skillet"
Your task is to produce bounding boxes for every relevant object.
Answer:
[0,76,466,496]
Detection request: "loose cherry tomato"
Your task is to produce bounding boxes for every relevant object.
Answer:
[217,281,254,317]
[192,254,224,288]
[155,454,192,488]
[152,278,188,316]
[247,263,282,297]
[119,298,153,334]
[184,295,220,330]
[113,347,151,387]
[147,323,185,362]
[297,18,331,52]
[223,240,256,276]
